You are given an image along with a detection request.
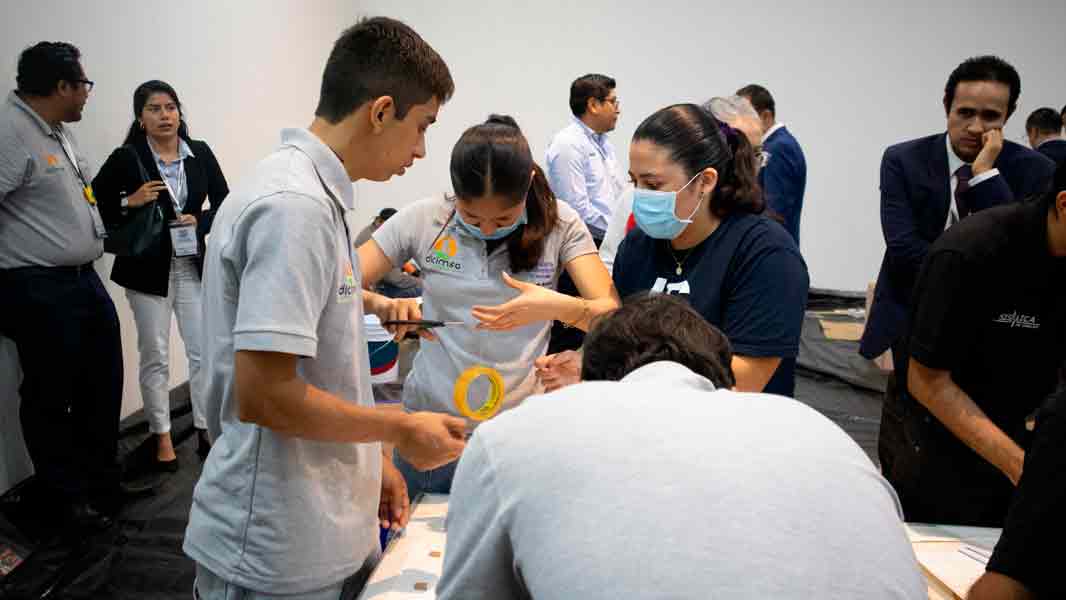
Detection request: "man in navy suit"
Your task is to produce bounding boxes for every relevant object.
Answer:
[1026,107,1066,164]
[737,84,806,245]
[862,55,1056,523]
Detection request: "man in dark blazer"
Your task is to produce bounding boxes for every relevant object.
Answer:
[862,55,1056,518]
[737,83,807,245]
[1026,107,1066,164]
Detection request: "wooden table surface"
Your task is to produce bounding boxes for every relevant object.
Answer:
[358,497,1001,600]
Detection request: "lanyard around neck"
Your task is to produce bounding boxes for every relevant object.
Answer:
[55,129,88,187]
[149,139,188,214]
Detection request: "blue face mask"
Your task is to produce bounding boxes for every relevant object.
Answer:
[456,205,528,241]
[632,172,703,239]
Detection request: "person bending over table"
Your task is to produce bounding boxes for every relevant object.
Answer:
[358,114,619,499]
[536,103,808,397]
[879,158,1066,527]
[438,293,925,600]
[968,388,1066,600]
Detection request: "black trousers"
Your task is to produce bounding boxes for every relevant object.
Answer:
[878,340,1016,526]
[0,264,123,503]
[547,234,603,355]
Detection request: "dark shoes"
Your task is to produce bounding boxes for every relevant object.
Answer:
[121,436,179,481]
[62,501,114,534]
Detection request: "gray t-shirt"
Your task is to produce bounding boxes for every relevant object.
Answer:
[372,193,596,421]
[0,91,103,268]
[438,361,927,600]
[184,128,381,594]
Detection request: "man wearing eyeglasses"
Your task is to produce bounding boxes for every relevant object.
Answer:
[545,73,626,353]
[0,41,121,535]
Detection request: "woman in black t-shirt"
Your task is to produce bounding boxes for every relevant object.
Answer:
[537,104,808,396]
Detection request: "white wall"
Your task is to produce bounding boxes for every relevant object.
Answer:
[0,0,367,491]
[351,0,1066,291]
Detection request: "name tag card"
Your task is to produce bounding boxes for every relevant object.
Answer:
[89,204,108,239]
[169,223,199,257]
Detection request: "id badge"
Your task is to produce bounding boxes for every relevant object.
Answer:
[89,204,108,239]
[169,222,199,257]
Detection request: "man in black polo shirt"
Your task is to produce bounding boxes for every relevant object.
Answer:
[880,158,1066,526]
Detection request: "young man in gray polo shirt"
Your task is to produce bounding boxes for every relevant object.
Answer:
[184,18,467,599]
[0,42,121,534]
[439,294,926,600]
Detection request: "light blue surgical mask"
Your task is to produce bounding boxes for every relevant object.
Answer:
[632,172,703,239]
[456,206,528,241]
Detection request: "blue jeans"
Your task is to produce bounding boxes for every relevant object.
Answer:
[376,281,421,299]
[393,449,458,501]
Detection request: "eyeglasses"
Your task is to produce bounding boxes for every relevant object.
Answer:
[601,96,620,109]
[75,79,94,92]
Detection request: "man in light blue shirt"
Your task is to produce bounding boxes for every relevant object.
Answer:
[545,74,624,352]
[545,73,624,241]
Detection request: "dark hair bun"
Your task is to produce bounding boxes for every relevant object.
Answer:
[485,114,520,130]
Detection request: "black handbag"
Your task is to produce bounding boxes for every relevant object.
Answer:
[103,145,165,257]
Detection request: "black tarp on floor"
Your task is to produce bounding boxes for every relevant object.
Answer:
[1,388,203,599]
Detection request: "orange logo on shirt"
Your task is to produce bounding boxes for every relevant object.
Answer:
[45,154,59,167]
[426,234,463,272]
[433,235,459,259]
[338,261,356,302]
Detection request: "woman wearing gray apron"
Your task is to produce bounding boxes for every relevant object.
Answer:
[359,115,620,498]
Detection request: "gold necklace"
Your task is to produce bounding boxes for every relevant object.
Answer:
[667,243,697,276]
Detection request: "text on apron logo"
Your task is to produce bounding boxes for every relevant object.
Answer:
[426,234,463,272]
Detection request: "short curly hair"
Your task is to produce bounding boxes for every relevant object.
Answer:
[1026,107,1062,136]
[569,74,615,118]
[315,16,454,123]
[582,292,735,388]
[943,55,1020,118]
[16,41,83,96]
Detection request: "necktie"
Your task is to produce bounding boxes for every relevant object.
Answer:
[954,164,973,220]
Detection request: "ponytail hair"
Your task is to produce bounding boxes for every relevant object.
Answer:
[633,103,763,219]
[450,114,559,273]
[715,119,765,218]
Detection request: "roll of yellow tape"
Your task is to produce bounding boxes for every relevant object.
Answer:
[453,365,505,421]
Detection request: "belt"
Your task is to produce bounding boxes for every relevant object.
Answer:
[0,262,96,276]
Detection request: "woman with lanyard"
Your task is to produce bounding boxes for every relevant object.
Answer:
[358,115,619,498]
[94,80,229,475]
[538,103,809,397]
